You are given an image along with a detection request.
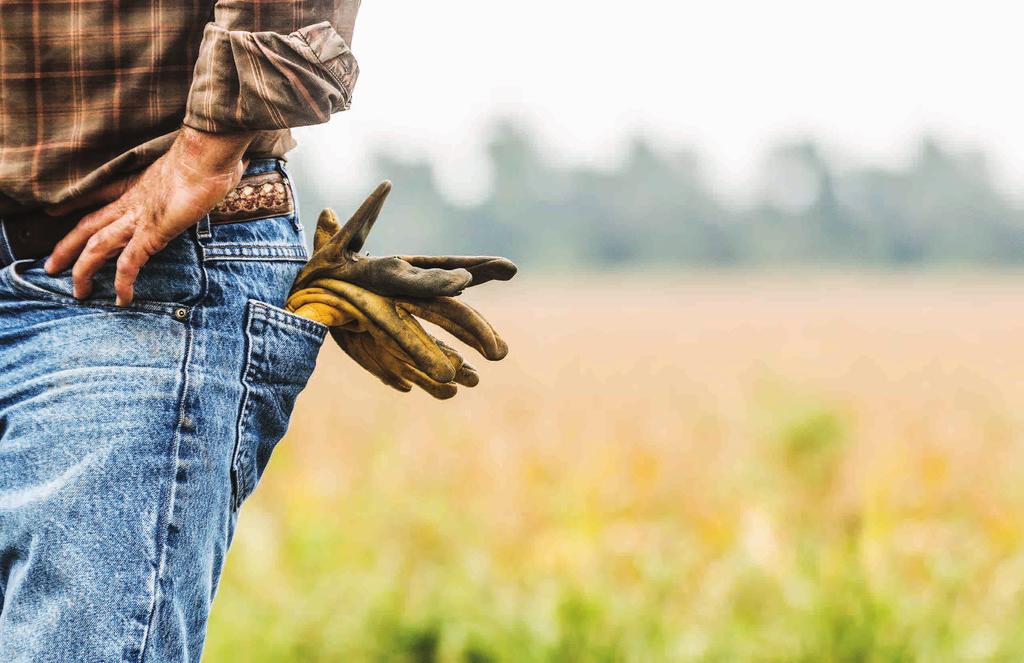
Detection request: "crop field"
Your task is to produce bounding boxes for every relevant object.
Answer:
[204,274,1024,662]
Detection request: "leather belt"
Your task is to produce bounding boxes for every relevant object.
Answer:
[2,170,295,262]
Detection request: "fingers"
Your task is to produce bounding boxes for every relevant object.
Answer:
[53,204,167,305]
[400,256,518,287]
[71,218,135,300]
[115,234,165,307]
[45,203,124,274]
[396,296,508,360]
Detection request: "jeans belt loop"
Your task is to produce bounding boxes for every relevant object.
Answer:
[195,214,212,241]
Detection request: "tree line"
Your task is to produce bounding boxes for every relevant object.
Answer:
[293,123,1024,268]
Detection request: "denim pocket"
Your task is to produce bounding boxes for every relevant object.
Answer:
[231,299,327,510]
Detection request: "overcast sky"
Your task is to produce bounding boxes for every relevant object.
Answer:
[294,0,1024,203]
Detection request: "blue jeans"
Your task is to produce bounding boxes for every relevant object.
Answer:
[0,159,326,661]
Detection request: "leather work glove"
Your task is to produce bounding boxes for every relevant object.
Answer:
[285,181,516,399]
[291,180,516,297]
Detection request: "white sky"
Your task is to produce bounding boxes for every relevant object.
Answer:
[294,0,1024,204]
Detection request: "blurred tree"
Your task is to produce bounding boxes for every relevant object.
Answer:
[290,125,1024,269]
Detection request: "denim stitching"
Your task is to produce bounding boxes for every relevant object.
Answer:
[248,300,328,341]
[229,301,326,510]
[231,304,260,510]
[136,306,194,662]
[203,243,308,255]
[204,255,308,264]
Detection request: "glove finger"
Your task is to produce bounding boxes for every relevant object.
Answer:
[354,257,472,297]
[352,326,471,396]
[430,336,464,369]
[292,208,350,291]
[290,302,348,327]
[286,287,366,329]
[290,182,392,291]
[397,363,458,400]
[400,256,517,287]
[341,328,456,398]
[336,180,391,253]
[311,278,457,383]
[396,296,508,361]
[374,325,475,386]
[313,208,342,252]
[330,328,413,393]
[430,336,479,387]
[453,360,479,387]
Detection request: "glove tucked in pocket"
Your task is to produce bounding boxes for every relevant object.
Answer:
[231,299,327,510]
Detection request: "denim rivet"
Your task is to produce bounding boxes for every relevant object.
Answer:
[173,307,188,320]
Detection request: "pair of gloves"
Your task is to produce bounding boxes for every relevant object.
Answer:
[285,181,517,399]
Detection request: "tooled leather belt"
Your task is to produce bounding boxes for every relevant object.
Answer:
[1,171,295,262]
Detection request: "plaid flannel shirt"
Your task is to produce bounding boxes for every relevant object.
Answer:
[0,0,360,213]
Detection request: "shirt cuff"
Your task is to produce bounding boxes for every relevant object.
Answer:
[183,21,359,133]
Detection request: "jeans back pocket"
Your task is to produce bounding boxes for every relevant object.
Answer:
[232,299,327,510]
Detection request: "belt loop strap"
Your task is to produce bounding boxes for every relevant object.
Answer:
[275,160,303,232]
[0,219,17,268]
[196,214,212,241]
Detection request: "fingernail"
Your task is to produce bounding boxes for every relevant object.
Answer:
[115,296,125,307]
[44,258,54,273]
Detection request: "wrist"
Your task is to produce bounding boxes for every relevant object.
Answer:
[174,125,256,175]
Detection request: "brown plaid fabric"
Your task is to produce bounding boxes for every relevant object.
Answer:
[0,0,360,214]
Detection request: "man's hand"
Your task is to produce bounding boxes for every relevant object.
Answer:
[44,126,255,306]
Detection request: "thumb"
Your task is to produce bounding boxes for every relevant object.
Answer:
[46,174,139,217]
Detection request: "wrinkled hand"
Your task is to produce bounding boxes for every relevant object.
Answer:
[286,181,516,398]
[44,127,254,306]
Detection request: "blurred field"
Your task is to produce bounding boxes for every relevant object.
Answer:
[204,274,1024,662]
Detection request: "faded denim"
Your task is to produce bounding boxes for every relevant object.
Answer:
[0,159,326,662]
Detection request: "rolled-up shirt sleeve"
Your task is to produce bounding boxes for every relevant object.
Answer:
[184,1,360,133]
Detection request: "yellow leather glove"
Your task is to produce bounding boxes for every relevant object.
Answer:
[285,181,515,399]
